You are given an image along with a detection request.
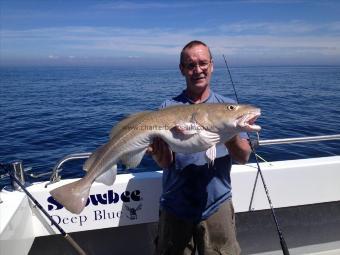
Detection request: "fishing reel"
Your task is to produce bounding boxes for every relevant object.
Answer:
[249,132,261,149]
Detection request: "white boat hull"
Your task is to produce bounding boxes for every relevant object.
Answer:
[1,156,340,254]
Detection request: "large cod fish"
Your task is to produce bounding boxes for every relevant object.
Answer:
[50,103,261,214]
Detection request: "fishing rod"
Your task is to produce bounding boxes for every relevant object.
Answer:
[0,162,87,255]
[222,55,290,255]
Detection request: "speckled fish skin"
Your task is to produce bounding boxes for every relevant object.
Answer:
[50,103,261,214]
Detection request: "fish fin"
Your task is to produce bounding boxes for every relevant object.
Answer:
[94,164,117,185]
[174,121,202,136]
[205,145,216,165]
[50,178,90,214]
[110,111,151,139]
[83,144,108,172]
[192,110,215,131]
[120,148,147,169]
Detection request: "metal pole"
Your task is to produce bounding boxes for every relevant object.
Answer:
[257,134,340,146]
[46,152,92,187]
[2,163,87,255]
[250,144,290,255]
[223,54,290,255]
[10,161,26,190]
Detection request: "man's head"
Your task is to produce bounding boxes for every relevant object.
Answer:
[179,41,213,100]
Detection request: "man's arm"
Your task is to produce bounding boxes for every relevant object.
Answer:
[225,135,251,164]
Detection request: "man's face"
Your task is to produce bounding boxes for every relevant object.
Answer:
[180,44,213,94]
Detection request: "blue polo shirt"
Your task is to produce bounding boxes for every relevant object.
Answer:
[159,90,242,221]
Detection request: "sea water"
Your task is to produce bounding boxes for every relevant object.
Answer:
[1,66,339,187]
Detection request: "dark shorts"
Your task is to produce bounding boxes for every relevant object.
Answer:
[154,199,241,255]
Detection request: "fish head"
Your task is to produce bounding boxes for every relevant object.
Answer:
[204,103,261,134]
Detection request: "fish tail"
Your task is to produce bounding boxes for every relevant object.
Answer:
[50,178,90,214]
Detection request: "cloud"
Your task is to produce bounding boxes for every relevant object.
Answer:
[96,2,181,10]
[1,22,340,66]
[95,1,230,10]
[48,55,59,59]
[95,0,305,10]
[218,20,340,35]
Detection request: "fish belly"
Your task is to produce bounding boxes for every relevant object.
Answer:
[160,130,220,154]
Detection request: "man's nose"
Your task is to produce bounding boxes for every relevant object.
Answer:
[193,64,203,73]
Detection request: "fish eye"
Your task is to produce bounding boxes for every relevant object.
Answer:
[227,105,237,111]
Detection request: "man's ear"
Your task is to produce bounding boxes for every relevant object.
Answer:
[211,59,214,73]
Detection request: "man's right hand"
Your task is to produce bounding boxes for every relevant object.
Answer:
[147,137,173,169]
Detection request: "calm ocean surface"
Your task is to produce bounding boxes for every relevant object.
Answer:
[1,66,340,188]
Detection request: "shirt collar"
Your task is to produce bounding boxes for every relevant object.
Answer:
[181,90,213,104]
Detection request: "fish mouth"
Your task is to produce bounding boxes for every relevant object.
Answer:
[236,110,261,132]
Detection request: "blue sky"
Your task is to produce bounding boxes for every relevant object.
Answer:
[1,0,340,67]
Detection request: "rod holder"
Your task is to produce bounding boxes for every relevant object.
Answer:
[10,161,26,190]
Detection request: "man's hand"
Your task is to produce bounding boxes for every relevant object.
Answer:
[147,137,173,169]
[225,135,251,164]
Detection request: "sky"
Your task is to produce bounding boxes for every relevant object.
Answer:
[1,0,340,67]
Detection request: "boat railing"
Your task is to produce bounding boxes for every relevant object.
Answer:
[2,134,339,189]
[254,134,340,146]
[44,134,340,187]
[46,152,92,187]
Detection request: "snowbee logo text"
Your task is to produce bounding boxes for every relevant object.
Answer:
[47,189,142,211]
